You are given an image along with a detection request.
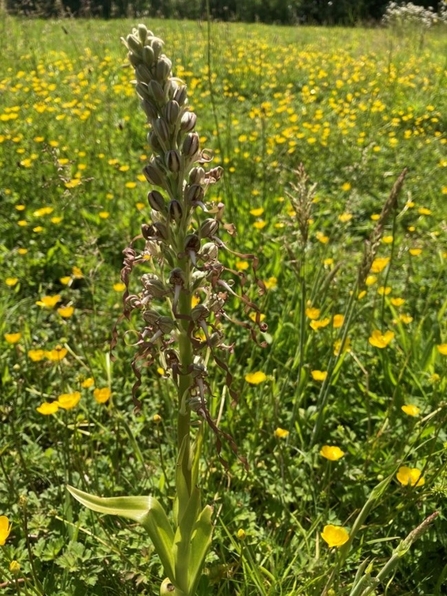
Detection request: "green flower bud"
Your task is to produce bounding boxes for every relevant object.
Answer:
[191,304,209,321]
[136,81,151,101]
[153,118,170,146]
[142,274,168,298]
[185,184,205,205]
[200,218,219,238]
[173,85,187,106]
[148,80,165,104]
[169,268,186,287]
[143,162,165,186]
[163,100,180,126]
[150,37,164,61]
[166,150,181,173]
[126,34,143,57]
[142,44,155,66]
[153,221,169,241]
[180,112,197,132]
[141,99,158,120]
[128,51,141,69]
[158,316,176,334]
[182,132,200,158]
[148,190,166,212]
[168,200,183,222]
[185,234,201,252]
[189,166,205,185]
[136,63,152,84]
[155,56,172,82]
[137,24,148,44]
[201,242,218,260]
[143,309,160,324]
[147,131,163,153]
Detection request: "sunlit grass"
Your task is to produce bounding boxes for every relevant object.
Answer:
[1,15,447,595]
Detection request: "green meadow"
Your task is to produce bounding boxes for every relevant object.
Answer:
[1,14,447,595]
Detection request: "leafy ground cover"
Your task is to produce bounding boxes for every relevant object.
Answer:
[1,15,447,595]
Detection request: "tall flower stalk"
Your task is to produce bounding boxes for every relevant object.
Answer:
[69,24,261,596]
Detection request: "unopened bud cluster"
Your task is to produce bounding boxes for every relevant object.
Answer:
[121,25,238,414]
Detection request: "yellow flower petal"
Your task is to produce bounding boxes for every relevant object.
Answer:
[0,516,12,546]
[245,371,267,385]
[320,445,345,461]
[321,525,349,548]
[36,402,59,415]
[401,404,420,417]
[93,387,111,403]
[4,333,21,344]
[396,466,425,487]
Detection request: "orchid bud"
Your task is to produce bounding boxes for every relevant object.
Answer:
[185,184,205,205]
[180,112,197,132]
[189,166,205,185]
[173,85,187,106]
[201,242,218,260]
[143,163,165,186]
[182,133,200,158]
[166,150,181,173]
[147,190,166,212]
[164,100,180,126]
[148,80,165,103]
[185,234,201,253]
[155,56,172,81]
[137,24,148,43]
[147,131,163,153]
[168,200,183,222]
[142,44,155,66]
[153,118,169,145]
[141,98,158,120]
[126,34,143,57]
[200,218,219,238]
[150,37,164,60]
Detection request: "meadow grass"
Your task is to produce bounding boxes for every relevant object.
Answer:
[1,15,447,595]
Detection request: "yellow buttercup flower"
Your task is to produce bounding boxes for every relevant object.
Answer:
[57,392,81,410]
[0,516,12,546]
[396,466,425,487]
[264,277,277,290]
[36,294,61,308]
[245,371,267,385]
[250,207,264,217]
[332,314,344,328]
[310,318,331,331]
[45,346,68,361]
[81,377,94,388]
[305,307,320,320]
[368,330,394,349]
[36,402,59,415]
[436,344,447,356]
[4,333,21,344]
[370,257,390,273]
[113,282,126,292]
[391,297,405,307]
[311,370,327,381]
[28,349,45,361]
[401,404,420,417]
[5,277,18,287]
[57,305,75,318]
[274,427,289,439]
[320,445,345,461]
[93,387,112,403]
[321,524,349,548]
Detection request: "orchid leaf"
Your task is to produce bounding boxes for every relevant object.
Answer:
[67,485,175,580]
[188,505,213,594]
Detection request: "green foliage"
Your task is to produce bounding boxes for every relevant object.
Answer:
[1,16,447,596]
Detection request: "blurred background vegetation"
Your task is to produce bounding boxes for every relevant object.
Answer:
[3,0,445,25]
